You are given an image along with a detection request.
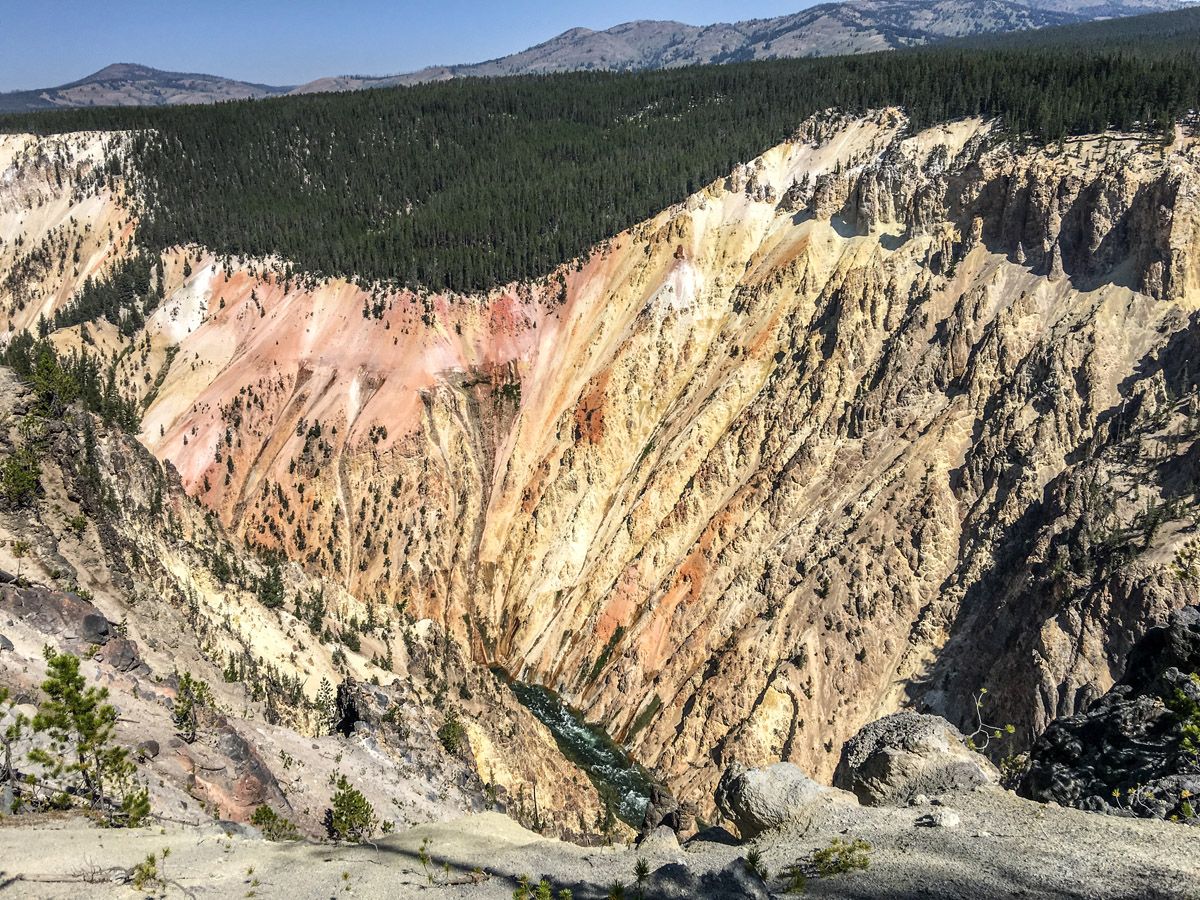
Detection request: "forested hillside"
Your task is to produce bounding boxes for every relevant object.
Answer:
[1,9,1199,292]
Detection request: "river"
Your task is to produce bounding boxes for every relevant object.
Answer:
[499,675,653,826]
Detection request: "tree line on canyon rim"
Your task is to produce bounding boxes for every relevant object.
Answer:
[1,9,1199,299]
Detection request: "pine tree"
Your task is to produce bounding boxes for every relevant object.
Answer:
[28,648,148,825]
[171,672,208,743]
[258,561,285,609]
[0,686,28,811]
[0,450,40,509]
[314,677,337,736]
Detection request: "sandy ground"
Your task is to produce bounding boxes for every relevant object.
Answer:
[2,787,1198,899]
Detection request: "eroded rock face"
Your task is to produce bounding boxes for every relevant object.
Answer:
[5,113,1200,819]
[335,668,612,842]
[1020,606,1200,822]
[834,712,998,806]
[0,373,606,840]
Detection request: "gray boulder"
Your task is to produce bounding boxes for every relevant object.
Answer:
[137,739,161,760]
[636,824,681,856]
[715,761,832,839]
[80,613,111,645]
[643,862,700,899]
[99,636,142,673]
[915,808,961,828]
[700,858,771,900]
[0,633,13,652]
[834,712,998,806]
[648,858,771,900]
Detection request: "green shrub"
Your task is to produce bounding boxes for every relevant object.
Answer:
[326,774,376,842]
[131,853,161,891]
[437,710,466,755]
[1167,673,1200,757]
[0,447,40,508]
[745,847,768,881]
[121,786,152,828]
[812,837,872,876]
[513,875,573,900]
[250,804,300,841]
[783,836,872,892]
[419,837,434,884]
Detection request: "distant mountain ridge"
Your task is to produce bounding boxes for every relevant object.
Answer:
[295,0,1185,92]
[0,0,1185,111]
[0,62,291,112]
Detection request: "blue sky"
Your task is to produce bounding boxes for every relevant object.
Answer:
[0,0,818,91]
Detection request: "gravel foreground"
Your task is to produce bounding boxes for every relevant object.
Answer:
[1,786,1197,899]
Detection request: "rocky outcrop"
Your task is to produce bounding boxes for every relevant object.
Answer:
[1020,605,1200,822]
[0,584,144,674]
[180,721,291,823]
[639,781,684,838]
[834,712,999,806]
[333,668,612,841]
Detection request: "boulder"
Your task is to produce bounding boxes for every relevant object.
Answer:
[137,740,161,760]
[699,858,771,900]
[0,633,13,652]
[1020,605,1200,822]
[637,824,681,856]
[915,808,961,828]
[216,820,260,838]
[834,712,998,806]
[684,825,740,847]
[643,862,700,899]
[715,761,832,839]
[98,636,142,673]
[80,613,111,645]
[647,858,770,900]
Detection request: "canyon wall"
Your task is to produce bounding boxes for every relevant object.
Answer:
[3,112,1199,816]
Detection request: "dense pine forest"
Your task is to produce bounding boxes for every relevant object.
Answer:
[2,8,1199,293]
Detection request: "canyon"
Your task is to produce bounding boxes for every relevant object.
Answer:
[4,108,1200,829]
